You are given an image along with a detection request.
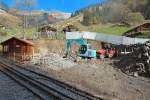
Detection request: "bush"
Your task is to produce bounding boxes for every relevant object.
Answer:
[0,30,7,37]
[126,12,144,25]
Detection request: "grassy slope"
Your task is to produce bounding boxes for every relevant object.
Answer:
[0,11,37,41]
[0,13,149,41]
[52,15,83,31]
[52,15,129,36]
[0,13,22,27]
[53,16,150,38]
[0,12,21,41]
[0,27,36,42]
[83,25,129,35]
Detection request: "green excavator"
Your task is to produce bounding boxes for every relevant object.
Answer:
[64,38,96,59]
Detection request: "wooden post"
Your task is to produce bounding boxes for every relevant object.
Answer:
[13,40,16,61]
[2,45,4,54]
[32,47,34,59]
[23,52,25,61]
[13,52,15,61]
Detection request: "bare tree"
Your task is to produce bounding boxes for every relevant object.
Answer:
[14,0,37,39]
[14,0,37,11]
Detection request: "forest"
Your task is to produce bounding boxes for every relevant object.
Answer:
[73,0,150,25]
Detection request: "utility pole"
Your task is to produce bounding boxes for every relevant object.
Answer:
[14,0,37,40]
[23,14,27,40]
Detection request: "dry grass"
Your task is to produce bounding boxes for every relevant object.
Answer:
[0,12,22,27]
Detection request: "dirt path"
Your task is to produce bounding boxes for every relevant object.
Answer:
[23,59,150,100]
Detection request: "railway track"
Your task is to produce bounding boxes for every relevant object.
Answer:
[0,57,103,100]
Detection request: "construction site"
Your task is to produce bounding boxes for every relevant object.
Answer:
[0,0,150,100]
[0,23,150,100]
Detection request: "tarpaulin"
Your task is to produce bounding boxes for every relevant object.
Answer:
[66,32,150,45]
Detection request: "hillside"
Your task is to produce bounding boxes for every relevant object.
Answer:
[15,10,71,19]
[52,15,84,31]
[51,14,130,36]
[51,0,150,38]
[0,9,72,41]
[73,0,150,26]
[0,11,22,28]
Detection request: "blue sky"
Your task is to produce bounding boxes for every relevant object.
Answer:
[3,0,104,13]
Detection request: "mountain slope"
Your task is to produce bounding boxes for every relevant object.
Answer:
[51,14,83,31]
[0,11,22,28]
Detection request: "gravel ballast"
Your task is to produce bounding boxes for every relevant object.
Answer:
[0,71,39,100]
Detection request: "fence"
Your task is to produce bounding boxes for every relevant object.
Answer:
[32,32,65,39]
[66,32,150,45]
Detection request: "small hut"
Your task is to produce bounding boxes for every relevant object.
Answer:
[38,25,57,32]
[123,23,150,37]
[1,37,34,61]
[62,25,79,32]
[36,25,57,39]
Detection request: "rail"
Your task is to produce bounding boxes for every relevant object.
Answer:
[0,57,103,100]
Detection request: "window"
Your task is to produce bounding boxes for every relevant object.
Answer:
[79,45,87,54]
[4,45,9,53]
[15,45,21,53]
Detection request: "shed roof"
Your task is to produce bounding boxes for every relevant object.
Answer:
[123,22,150,36]
[38,25,57,32]
[1,37,34,46]
[62,25,79,32]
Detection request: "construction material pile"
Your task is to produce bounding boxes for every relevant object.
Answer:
[120,41,150,76]
[31,53,77,70]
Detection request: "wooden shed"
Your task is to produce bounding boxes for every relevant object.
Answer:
[38,25,57,32]
[62,25,79,32]
[36,25,57,39]
[1,37,34,61]
[123,23,150,37]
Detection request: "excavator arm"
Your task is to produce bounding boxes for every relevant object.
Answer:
[65,39,87,57]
